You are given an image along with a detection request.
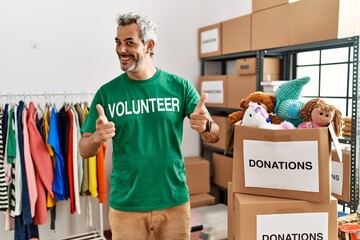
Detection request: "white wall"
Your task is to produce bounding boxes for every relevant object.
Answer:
[0,0,251,238]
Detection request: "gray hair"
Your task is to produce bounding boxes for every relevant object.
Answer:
[116,12,157,47]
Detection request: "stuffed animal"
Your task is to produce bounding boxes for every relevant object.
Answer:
[273,76,310,127]
[241,101,295,129]
[228,91,283,125]
[298,98,343,136]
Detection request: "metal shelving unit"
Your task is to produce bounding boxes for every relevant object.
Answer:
[200,36,360,212]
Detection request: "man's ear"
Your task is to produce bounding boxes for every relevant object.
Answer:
[146,39,155,54]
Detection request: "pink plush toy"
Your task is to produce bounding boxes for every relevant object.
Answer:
[298,98,343,136]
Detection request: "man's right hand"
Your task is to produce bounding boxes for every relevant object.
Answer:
[95,104,116,142]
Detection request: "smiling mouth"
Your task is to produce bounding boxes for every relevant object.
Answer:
[119,55,133,63]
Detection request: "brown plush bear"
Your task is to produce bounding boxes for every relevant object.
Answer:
[228,91,283,125]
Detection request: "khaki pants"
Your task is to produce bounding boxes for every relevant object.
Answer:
[109,202,190,240]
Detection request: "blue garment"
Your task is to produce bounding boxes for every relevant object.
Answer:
[15,215,39,240]
[48,107,67,201]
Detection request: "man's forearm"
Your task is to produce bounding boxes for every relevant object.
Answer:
[200,122,220,143]
[79,133,103,159]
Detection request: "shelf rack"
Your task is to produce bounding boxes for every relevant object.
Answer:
[200,36,360,212]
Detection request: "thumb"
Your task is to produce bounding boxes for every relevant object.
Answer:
[194,93,208,113]
[96,104,108,123]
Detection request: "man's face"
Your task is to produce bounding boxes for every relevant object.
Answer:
[115,23,147,72]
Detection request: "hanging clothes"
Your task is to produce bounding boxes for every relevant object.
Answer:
[69,106,81,214]
[22,106,37,218]
[97,143,106,203]
[27,102,54,197]
[48,107,66,201]
[15,100,39,240]
[66,108,75,214]
[0,112,8,210]
[58,106,70,200]
[10,105,21,217]
[0,94,105,238]
[27,102,55,225]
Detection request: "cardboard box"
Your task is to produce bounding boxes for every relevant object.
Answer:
[190,193,215,208]
[289,0,360,46]
[199,75,227,108]
[260,80,286,94]
[221,14,251,55]
[185,157,210,195]
[235,57,281,76]
[251,4,289,51]
[198,23,222,58]
[227,182,235,240]
[252,0,299,12]
[233,193,338,240]
[331,149,351,202]
[232,125,332,203]
[212,153,233,189]
[203,115,232,151]
[227,75,257,109]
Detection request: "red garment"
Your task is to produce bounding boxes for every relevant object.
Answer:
[67,109,75,214]
[33,171,47,225]
[27,102,54,197]
[97,143,107,203]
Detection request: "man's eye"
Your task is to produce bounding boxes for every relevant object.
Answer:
[127,42,135,46]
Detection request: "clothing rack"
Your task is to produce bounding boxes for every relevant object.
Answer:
[0,91,95,102]
[0,91,95,97]
[1,91,106,240]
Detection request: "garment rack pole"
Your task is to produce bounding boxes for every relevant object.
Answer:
[0,91,95,97]
[1,91,106,240]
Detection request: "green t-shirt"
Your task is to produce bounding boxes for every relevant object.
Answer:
[81,69,201,211]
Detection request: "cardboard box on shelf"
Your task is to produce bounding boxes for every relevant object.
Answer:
[199,75,227,108]
[331,149,351,202]
[252,0,299,12]
[232,125,332,203]
[203,115,232,151]
[251,4,289,51]
[289,0,360,46]
[212,153,233,189]
[185,157,210,195]
[227,74,257,109]
[260,80,286,94]
[198,23,222,59]
[190,193,215,208]
[235,57,281,76]
[233,193,338,240]
[221,14,251,55]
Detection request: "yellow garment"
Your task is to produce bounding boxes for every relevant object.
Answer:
[88,156,98,198]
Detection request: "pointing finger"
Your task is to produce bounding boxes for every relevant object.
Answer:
[96,104,108,123]
[194,93,208,113]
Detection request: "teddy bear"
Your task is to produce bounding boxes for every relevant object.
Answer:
[228,91,283,125]
[298,98,343,136]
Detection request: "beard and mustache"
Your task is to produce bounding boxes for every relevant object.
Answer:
[119,53,145,72]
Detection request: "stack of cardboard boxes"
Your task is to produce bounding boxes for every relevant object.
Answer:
[198,0,359,58]
[184,156,215,208]
[227,125,340,239]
